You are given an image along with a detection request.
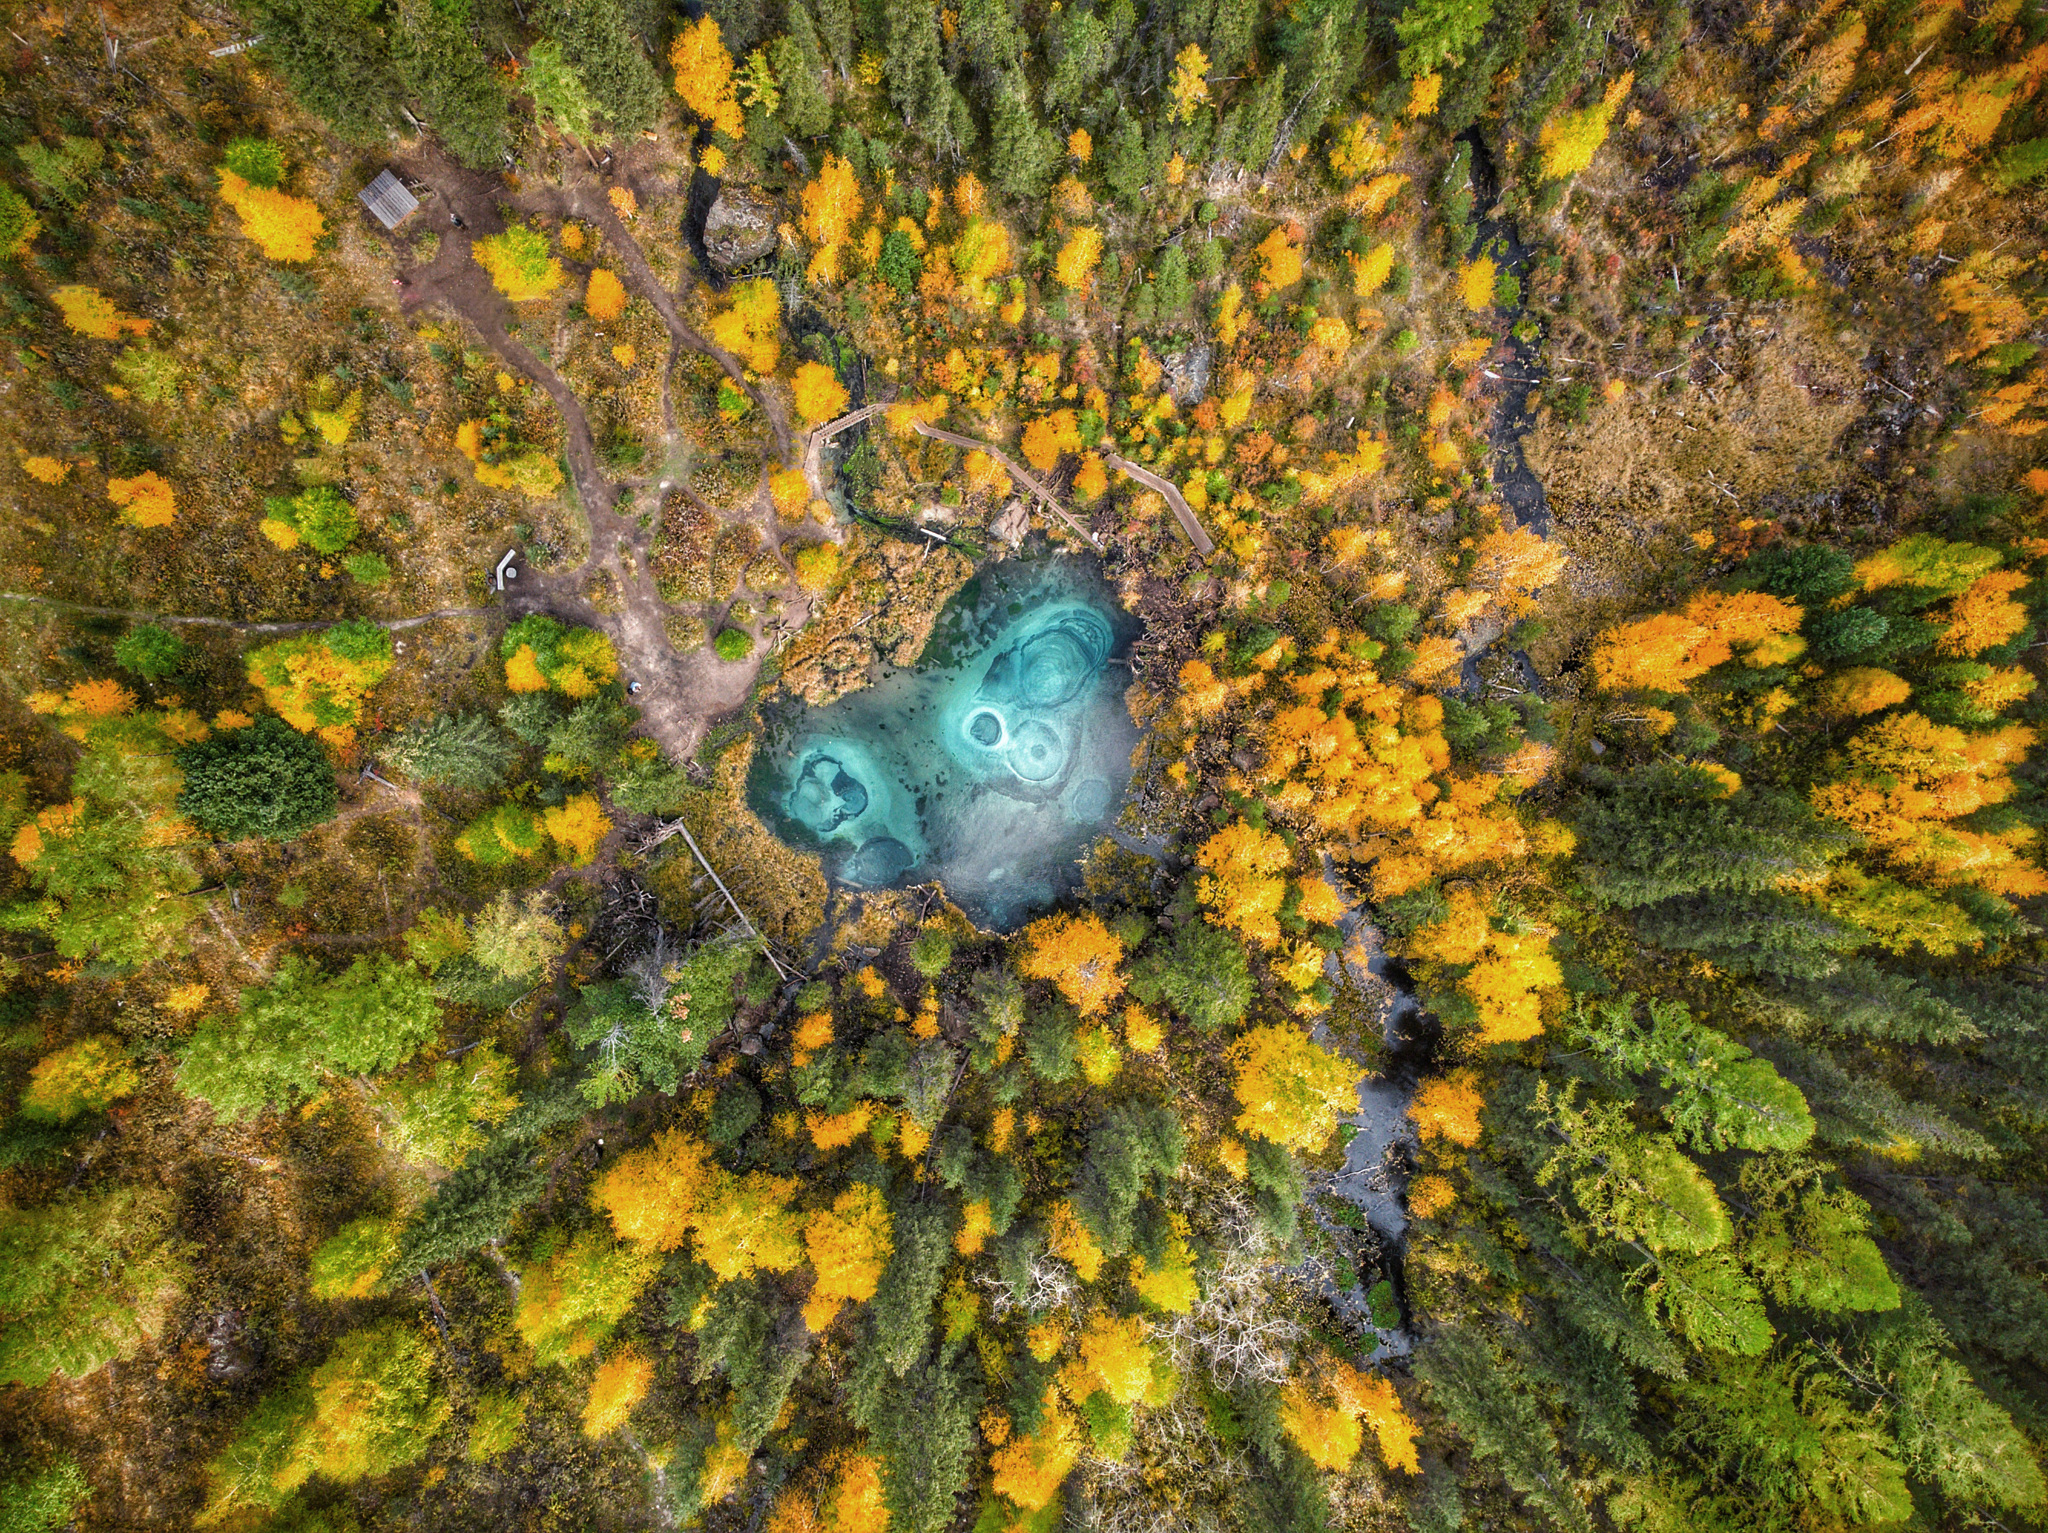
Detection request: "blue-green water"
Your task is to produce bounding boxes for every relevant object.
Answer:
[748,556,1141,928]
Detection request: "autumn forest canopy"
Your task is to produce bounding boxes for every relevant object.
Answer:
[3,0,2048,1530]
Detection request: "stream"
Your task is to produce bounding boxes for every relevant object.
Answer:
[1322,127,1553,1354]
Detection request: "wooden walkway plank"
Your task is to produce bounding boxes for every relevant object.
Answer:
[798,401,1219,562]
[908,422,1105,553]
[1101,451,1217,558]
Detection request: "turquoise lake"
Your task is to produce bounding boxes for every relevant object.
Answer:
[747,556,1141,929]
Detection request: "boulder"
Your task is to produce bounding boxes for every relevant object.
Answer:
[703,187,779,273]
[1161,343,1213,406]
[991,498,1030,547]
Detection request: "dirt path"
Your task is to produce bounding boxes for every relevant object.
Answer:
[383,148,797,763]
[553,165,794,463]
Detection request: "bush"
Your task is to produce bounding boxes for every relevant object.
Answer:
[343,552,391,585]
[260,485,360,554]
[473,225,563,302]
[221,137,285,189]
[114,623,186,680]
[713,627,755,661]
[178,717,338,841]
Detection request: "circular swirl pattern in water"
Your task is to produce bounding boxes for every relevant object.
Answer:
[787,754,869,835]
[843,836,915,886]
[1066,775,1112,821]
[1016,630,1093,709]
[966,708,1006,748]
[1006,718,1065,782]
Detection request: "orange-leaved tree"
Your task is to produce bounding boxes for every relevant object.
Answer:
[585,268,628,321]
[1018,911,1126,1016]
[1590,590,1804,693]
[106,471,176,529]
[988,1391,1082,1512]
[1409,1070,1486,1145]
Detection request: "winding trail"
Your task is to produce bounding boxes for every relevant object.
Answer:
[386,147,791,763]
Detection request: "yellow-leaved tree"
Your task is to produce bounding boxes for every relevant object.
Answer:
[792,361,850,425]
[217,169,326,263]
[1054,227,1103,295]
[594,1127,806,1280]
[1229,1024,1357,1151]
[671,15,744,136]
[581,1349,653,1437]
[1279,1360,1419,1473]
[710,279,781,374]
[1538,72,1633,181]
[800,152,862,285]
[473,226,564,302]
[801,1185,893,1331]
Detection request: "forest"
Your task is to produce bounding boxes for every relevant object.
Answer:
[1,0,2046,1529]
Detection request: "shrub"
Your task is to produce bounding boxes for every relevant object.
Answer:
[713,627,755,661]
[114,623,186,681]
[221,137,286,188]
[501,615,619,696]
[344,552,392,585]
[245,621,394,747]
[0,187,40,257]
[51,285,149,339]
[260,485,360,553]
[473,226,564,302]
[177,717,339,841]
[456,802,548,865]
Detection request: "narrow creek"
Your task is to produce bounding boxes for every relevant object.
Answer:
[1322,124,1553,1354]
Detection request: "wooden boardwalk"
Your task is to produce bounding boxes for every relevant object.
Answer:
[802,403,1215,561]
[1101,451,1218,558]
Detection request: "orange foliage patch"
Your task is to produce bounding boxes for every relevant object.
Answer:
[1017,910,1125,1016]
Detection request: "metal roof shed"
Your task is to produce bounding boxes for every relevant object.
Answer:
[358,170,419,230]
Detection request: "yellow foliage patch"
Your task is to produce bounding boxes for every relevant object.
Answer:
[585,268,628,321]
[581,1350,653,1438]
[217,169,325,262]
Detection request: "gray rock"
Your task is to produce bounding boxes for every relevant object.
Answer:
[991,497,1030,547]
[703,187,779,273]
[1160,343,1213,406]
